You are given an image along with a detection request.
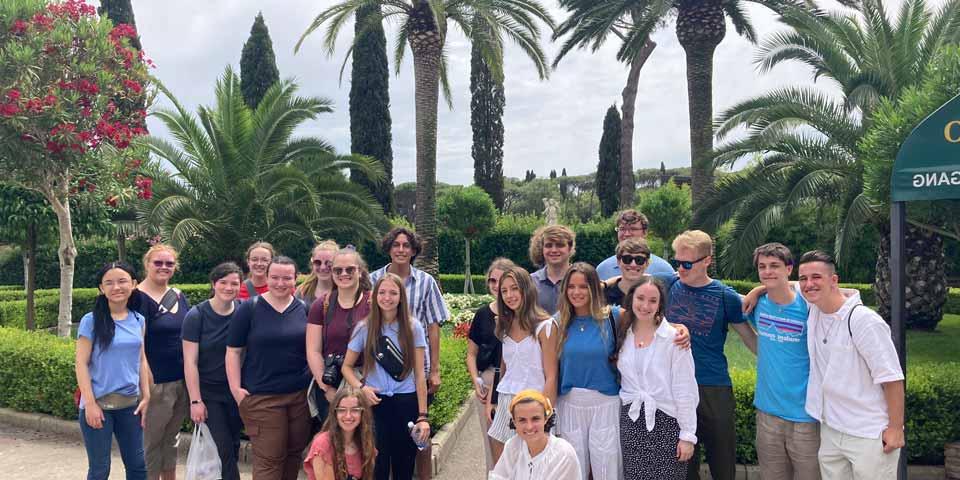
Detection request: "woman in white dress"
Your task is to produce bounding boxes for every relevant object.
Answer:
[489,389,581,480]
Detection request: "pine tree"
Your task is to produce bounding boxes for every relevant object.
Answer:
[98,0,141,50]
[240,13,280,110]
[597,105,622,217]
[349,5,394,214]
[470,32,505,210]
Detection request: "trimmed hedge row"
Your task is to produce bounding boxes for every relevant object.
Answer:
[0,325,954,464]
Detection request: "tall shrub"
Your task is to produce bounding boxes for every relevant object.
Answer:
[597,105,621,217]
[239,12,279,109]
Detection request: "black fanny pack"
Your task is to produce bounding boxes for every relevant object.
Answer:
[376,335,406,381]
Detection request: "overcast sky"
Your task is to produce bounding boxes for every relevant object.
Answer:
[120,0,897,185]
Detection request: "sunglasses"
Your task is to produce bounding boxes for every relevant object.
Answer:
[618,254,648,266]
[312,259,333,268]
[334,407,364,415]
[669,255,710,270]
[332,266,357,276]
[152,260,176,268]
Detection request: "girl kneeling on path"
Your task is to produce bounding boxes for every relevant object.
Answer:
[304,386,377,480]
[485,266,559,465]
[489,389,581,480]
[616,277,698,479]
[342,273,429,480]
[76,261,150,480]
[182,262,244,480]
[226,256,312,480]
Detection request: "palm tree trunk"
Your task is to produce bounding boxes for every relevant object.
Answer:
[408,1,443,277]
[875,223,947,330]
[677,0,725,209]
[619,37,657,209]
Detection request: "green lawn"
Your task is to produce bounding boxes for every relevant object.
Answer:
[726,313,960,371]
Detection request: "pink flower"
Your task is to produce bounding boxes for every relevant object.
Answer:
[0,103,20,117]
[10,20,27,35]
[5,89,20,101]
[122,79,142,94]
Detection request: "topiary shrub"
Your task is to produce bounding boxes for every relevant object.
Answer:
[0,327,76,419]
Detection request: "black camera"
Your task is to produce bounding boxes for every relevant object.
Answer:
[322,354,345,387]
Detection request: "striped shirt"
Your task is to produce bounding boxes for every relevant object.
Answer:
[370,264,450,373]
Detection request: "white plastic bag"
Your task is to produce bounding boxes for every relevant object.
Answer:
[185,422,221,480]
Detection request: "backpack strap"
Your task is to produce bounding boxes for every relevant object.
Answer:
[244,279,259,299]
[157,288,179,314]
[846,304,863,337]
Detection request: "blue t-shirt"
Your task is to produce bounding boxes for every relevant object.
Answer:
[746,293,815,422]
[136,289,189,384]
[654,274,744,386]
[348,320,427,396]
[227,297,311,395]
[597,253,674,280]
[531,268,561,315]
[77,311,145,405]
[559,315,619,396]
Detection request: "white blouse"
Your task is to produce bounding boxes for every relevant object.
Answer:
[497,318,557,395]
[489,434,582,480]
[617,320,699,443]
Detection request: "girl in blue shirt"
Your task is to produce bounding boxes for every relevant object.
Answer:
[343,273,429,480]
[555,262,621,480]
[75,261,151,480]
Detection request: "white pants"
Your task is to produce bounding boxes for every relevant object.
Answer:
[819,422,900,480]
[556,388,622,480]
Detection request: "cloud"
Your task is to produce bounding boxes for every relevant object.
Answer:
[120,0,884,185]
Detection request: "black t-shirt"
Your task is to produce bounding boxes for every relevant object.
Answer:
[227,296,311,395]
[136,289,189,384]
[604,278,626,308]
[182,300,236,390]
[467,304,502,372]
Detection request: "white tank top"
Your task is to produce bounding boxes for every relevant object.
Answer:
[497,317,557,395]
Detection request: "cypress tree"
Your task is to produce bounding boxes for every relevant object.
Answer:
[349,5,394,214]
[597,105,622,217]
[98,0,141,50]
[470,31,506,210]
[240,13,279,110]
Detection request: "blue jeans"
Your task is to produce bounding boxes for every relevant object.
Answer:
[79,406,147,480]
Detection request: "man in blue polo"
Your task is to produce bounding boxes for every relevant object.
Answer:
[596,209,673,280]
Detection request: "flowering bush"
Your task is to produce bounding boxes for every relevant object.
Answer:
[0,0,151,200]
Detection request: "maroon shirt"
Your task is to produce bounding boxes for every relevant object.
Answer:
[307,290,371,357]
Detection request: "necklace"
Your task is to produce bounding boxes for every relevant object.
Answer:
[818,310,842,344]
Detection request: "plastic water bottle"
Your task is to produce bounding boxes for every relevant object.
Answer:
[408,421,428,451]
[475,376,489,397]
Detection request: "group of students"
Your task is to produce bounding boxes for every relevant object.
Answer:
[75,227,448,480]
[74,208,906,480]
[465,210,906,480]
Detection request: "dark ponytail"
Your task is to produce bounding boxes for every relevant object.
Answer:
[93,261,139,351]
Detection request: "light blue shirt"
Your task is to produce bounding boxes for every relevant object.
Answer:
[559,315,619,396]
[370,264,450,374]
[77,311,145,405]
[597,253,674,280]
[348,320,427,396]
[746,293,816,422]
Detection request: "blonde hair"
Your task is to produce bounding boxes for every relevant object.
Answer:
[142,244,179,271]
[528,225,576,267]
[671,230,713,257]
[296,240,340,301]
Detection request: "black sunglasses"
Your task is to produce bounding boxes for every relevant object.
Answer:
[152,260,176,268]
[312,259,333,268]
[618,254,648,266]
[669,255,710,270]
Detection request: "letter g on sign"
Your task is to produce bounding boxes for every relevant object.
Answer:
[945,120,960,143]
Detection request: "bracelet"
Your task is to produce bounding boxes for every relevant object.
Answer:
[418,411,429,418]
[416,416,429,423]
[191,399,202,405]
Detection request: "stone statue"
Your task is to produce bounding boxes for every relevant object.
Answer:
[542,198,560,225]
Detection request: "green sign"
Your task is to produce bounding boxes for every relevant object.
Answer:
[892,93,960,202]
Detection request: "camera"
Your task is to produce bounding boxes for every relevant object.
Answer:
[322,354,345,387]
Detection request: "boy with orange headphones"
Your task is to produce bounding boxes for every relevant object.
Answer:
[489,389,582,480]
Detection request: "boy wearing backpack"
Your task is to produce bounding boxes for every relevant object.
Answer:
[797,250,904,480]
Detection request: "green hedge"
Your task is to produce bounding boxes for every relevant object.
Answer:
[732,365,960,465]
[0,327,77,419]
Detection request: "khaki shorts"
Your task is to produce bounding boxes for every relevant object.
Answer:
[144,380,188,474]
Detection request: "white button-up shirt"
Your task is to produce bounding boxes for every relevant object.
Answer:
[489,434,582,480]
[617,320,699,443]
[805,292,904,439]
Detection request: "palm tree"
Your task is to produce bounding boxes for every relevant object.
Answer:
[696,0,960,326]
[139,66,385,262]
[553,0,663,209]
[297,0,554,275]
